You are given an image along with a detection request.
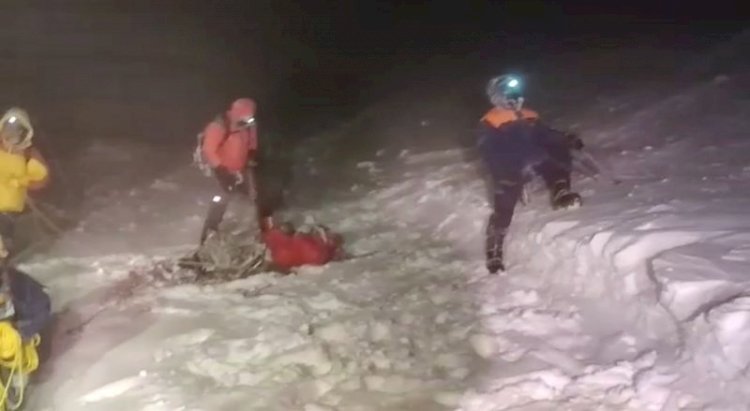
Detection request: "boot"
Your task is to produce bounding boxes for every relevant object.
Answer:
[486,254,505,274]
[551,181,582,210]
[199,195,228,245]
[485,214,506,274]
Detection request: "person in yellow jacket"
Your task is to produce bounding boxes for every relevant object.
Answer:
[0,108,51,410]
[0,108,50,259]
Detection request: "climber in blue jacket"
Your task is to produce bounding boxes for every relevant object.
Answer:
[477,74,583,273]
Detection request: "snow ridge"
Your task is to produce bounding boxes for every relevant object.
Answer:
[371,68,750,410]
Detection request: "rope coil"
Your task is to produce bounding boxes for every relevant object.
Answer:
[0,321,40,411]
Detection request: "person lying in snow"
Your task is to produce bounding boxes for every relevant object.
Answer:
[260,216,344,272]
[0,264,52,399]
[478,74,583,274]
[0,266,51,342]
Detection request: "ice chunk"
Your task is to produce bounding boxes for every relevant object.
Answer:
[434,391,463,406]
[614,231,704,268]
[315,323,351,343]
[469,334,496,359]
[363,374,423,393]
[79,375,144,404]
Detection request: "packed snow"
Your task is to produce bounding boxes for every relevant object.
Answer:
[16,31,750,410]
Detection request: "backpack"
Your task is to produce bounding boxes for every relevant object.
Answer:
[193,114,229,177]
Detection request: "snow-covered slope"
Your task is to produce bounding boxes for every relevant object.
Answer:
[18,31,750,410]
[24,163,486,410]
[368,35,750,410]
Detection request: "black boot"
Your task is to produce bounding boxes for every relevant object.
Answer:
[487,254,505,274]
[551,181,582,210]
[485,213,506,274]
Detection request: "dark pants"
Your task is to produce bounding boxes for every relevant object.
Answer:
[478,121,576,270]
[485,157,572,267]
[199,170,271,244]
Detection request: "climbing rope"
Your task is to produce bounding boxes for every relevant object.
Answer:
[0,321,40,411]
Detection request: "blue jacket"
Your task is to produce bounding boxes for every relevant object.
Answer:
[9,267,51,341]
[477,107,570,182]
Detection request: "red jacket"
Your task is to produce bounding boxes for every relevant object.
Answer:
[261,219,341,271]
[202,98,258,172]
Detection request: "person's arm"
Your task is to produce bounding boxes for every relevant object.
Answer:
[530,122,575,167]
[203,123,242,190]
[530,119,583,151]
[566,133,584,150]
[26,147,50,190]
[201,122,226,169]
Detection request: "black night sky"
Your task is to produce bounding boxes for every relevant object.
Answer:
[0,0,745,150]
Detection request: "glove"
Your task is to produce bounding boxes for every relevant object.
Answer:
[565,133,584,150]
[214,166,241,192]
[485,213,506,274]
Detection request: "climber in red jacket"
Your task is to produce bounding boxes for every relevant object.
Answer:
[198,98,263,245]
[260,216,343,272]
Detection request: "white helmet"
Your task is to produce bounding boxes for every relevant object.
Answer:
[0,107,34,152]
[486,74,524,110]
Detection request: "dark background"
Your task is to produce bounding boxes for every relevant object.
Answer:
[0,0,746,152]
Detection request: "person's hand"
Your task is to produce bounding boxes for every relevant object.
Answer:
[565,133,584,150]
[214,166,241,191]
[234,171,244,185]
[8,177,28,188]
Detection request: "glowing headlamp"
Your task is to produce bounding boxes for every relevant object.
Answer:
[237,116,256,128]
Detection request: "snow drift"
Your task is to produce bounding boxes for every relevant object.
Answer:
[368,31,750,410]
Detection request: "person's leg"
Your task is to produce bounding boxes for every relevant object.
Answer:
[534,157,581,210]
[485,180,523,273]
[199,193,229,244]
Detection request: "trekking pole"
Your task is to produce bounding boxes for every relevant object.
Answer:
[25,198,64,236]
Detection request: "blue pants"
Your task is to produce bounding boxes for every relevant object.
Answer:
[479,126,573,269]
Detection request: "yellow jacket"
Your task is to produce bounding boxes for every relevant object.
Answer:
[0,149,48,213]
[0,108,49,213]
